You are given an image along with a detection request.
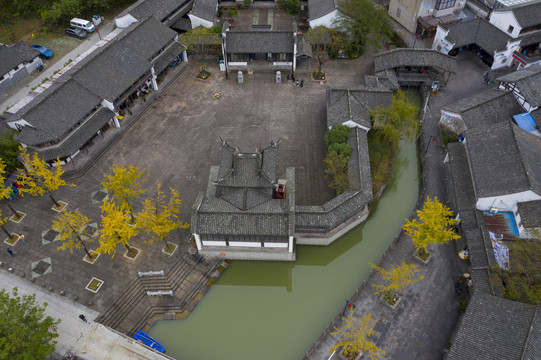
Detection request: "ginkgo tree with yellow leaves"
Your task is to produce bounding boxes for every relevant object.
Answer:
[0,210,17,241]
[101,164,148,223]
[402,196,460,260]
[138,181,189,253]
[0,158,25,221]
[53,209,95,260]
[330,309,385,360]
[370,260,423,306]
[97,199,139,258]
[17,148,74,209]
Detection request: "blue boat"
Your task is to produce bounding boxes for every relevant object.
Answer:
[133,330,165,353]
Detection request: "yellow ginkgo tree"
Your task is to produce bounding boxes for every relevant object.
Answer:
[0,210,17,241]
[0,158,25,221]
[370,260,423,305]
[53,209,95,260]
[138,181,189,253]
[17,148,74,209]
[101,164,148,223]
[330,309,385,360]
[402,196,460,259]
[97,199,139,258]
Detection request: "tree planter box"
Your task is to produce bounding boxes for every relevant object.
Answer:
[413,250,432,265]
[83,251,100,264]
[195,72,211,82]
[51,201,68,212]
[124,246,141,260]
[4,233,20,245]
[162,243,178,255]
[380,293,401,310]
[86,277,104,293]
[9,211,26,223]
[334,346,363,360]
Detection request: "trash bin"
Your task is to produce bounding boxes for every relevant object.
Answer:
[276,71,281,83]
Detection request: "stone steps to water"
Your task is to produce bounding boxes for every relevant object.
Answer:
[97,254,222,333]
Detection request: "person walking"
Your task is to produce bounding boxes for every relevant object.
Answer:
[7,248,15,257]
[20,235,25,244]
[79,314,87,323]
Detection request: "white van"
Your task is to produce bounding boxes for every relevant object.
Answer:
[70,18,96,33]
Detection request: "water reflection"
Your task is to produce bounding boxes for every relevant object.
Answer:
[149,139,419,360]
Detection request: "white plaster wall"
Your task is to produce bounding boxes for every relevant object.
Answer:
[476,190,541,212]
[489,11,521,38]
[228,62,248,66]
[439,111,464,134]
[188,14,214,29]
[264,242,288,248]
[388,0,418,33]
[308,10,339,28]
[7,119,31,130]
[466,2,489,18]
[202,240,226,246]
[229,241,261,247]
[418,0,436,17]
[25,57,42,73]
[432,26,452,53]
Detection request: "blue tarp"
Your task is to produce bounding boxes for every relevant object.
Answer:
[513,112,537,132]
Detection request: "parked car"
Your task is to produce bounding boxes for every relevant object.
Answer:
[31,44,54,59]
[65,26,87,39]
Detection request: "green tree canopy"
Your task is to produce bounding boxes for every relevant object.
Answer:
[304,26,332,77]
[334,0,394,57]
[179,27,221,76]
[0,129,22,174]
[370,89,418,147]
[0,287,60,360]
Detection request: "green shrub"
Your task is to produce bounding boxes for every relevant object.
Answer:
[324,124,351,146]
[328,143,352,158]
[244,0,251,7]
[228,9,238,17]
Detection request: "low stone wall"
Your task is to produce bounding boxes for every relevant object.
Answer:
[295,127,373,244]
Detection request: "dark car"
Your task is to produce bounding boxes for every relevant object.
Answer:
[66,26,87,39]
[31,44,54,59]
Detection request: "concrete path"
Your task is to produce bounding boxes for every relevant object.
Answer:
[304,52,494,360]
[0,268,169,360]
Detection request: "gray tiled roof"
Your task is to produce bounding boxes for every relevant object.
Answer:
[497,65,541,108]
[117,0,192,22]
[373,70,400,91]
[308,0,336,20]
[171,17,193,31]
[72,41,152,102]
[190,0,217,22]
[498,0,541,28]
[115,16,177,61]
[517,200,541,227]
[216,143,278,191]
[443,18,511,53]
[0,44,24,75]
[35,107,114,162]
[443,89,522,132]
[465,121,541,198]
[17,80,102,146]
[520,29,541,47]
[447,142,476,211]
[446,291,539,360]
[326,86,392,129]
[10,41,40,63]
[373,49,457,73]
[296,35,312,58]
[152,42,183,74]
[523,308,541,360]
[225,31,294,53]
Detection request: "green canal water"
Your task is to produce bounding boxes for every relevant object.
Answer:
[149,139,419,360]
